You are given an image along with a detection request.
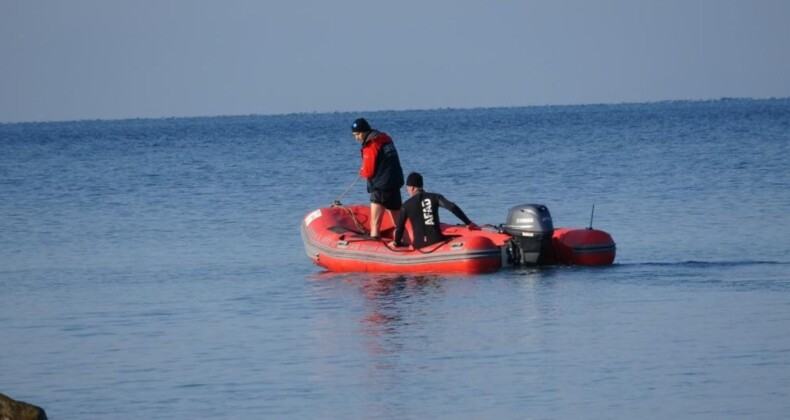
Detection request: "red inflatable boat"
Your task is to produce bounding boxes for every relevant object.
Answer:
[301,203,615,274]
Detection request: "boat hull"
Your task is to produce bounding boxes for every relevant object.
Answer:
[301,204,616,274]
[301,205,510,274]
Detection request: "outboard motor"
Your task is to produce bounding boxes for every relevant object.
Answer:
[502,204,554,265]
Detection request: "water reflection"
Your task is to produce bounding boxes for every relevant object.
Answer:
[308,272,447,367]
[305,267,594,416]
[308,268,564,342]
[307,269,563,363]
[357,275,440,321]
[309,271,444,345]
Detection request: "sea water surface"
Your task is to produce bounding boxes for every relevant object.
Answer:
[1,99,789,419]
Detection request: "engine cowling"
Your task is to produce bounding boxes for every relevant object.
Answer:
[502,204,554,265]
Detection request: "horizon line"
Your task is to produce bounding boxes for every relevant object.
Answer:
[2,96,788,126]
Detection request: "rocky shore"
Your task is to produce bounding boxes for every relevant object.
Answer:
[0,393,47,420]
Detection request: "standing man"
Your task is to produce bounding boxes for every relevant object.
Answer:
[352,118,404,240]
[391,172,479,249]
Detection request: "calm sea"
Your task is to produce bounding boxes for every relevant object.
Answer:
[2,99,789,419]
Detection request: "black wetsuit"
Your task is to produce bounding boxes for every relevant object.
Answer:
[393,190,473,249]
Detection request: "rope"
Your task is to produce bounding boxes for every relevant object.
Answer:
[381,235,455,254]
[416,236,455,254]
[340,205,368,234]
[332,176,360,206]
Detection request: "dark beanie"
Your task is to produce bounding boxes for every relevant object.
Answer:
[351,118,371,133]
[406,172,423,188]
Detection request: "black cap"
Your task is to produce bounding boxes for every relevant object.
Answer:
[351,118,371,133]
[406,172,423,188]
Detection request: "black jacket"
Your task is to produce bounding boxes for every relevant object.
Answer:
[359,131,404,192]
[394,190,473,249]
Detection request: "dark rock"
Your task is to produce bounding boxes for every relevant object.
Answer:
[0,393,47,420]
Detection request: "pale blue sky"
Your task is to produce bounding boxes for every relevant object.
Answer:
[1,0,789,123]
